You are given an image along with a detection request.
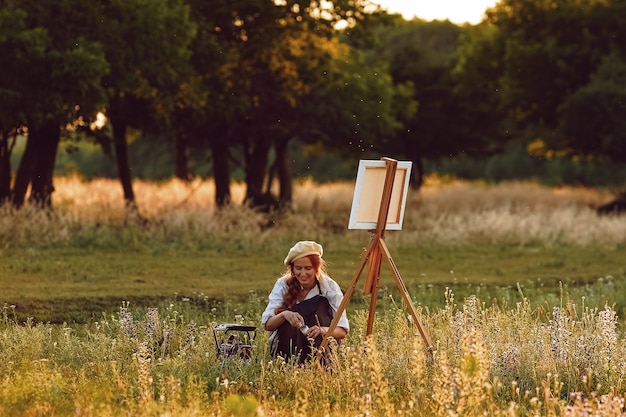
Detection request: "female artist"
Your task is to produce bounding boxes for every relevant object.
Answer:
[261,241,349,363]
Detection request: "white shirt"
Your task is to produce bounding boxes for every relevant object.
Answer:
[261,274,350,331]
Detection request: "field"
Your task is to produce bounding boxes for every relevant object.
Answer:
[1,176,626,416]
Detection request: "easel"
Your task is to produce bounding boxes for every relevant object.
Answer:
[318,158,433,357]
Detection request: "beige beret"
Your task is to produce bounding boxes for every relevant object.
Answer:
[283,241,323,265]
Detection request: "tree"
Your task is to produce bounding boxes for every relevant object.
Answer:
[482,0,625,154]
[453,21,515,163]
[0,6,41,202]
[183,0,384,208]
[453,0,626,197]
[365,18,487,188]
[97,0,196,209]
[556,51,626,162]
[0,0,108,207]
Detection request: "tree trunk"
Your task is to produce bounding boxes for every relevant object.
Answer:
[243,138,271,208]
[174,132,192,182]
[211,142,231,207]
[274,137,292,207]
[111,120,136,205]
[411,157,424,190]
[11,129,41,208]
[405,140,424,190]
[0,132,12,202]
[29,121,60,208]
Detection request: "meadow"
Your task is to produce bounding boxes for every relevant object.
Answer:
[1,175,626,416]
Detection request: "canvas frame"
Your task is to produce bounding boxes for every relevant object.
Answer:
[347,160,412,230]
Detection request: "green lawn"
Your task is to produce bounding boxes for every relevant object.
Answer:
[2,241,624,323]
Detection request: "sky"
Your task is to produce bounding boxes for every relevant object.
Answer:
[373,0,498,25]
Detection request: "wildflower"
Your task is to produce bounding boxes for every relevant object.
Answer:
[119,302,137,339]
[145,307,159,341]
[548,307,571,362]
[597,305,618,373]
[184,322,198,349]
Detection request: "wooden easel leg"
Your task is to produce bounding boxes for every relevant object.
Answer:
[365,243,382,335]
[378,238,433,351]
[318,237,377,354]
[366,277,380,336]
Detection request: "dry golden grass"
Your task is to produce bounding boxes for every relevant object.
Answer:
[37,174,625,247]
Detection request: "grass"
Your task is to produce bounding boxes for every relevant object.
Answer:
[2,242,625,323]
[2,294,626,416]
[1,175,626,416]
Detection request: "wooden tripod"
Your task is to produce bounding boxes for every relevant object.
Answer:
[318,158,433,357]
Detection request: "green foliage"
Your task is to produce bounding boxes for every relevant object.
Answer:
[455,0,626,166]
[4,0,626,208]
[102,0,197,127]
[556,50,626,162]
[0,0,109,127]
[428,141,626,186]
[5,0,626,206]
[363,19,477,177]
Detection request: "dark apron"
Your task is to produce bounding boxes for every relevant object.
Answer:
[271,292,334,363]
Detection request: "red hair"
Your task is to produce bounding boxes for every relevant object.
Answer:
[274,254,325,314]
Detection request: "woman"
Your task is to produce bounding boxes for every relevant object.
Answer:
[262,241,349,363]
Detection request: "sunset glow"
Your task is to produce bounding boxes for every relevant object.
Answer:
[374,0,498,24]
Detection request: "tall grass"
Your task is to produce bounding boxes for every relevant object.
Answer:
[1,175,624,249]
[2,176,626,415]
[2,292,626,416]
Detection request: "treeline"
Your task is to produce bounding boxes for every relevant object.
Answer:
[1,0,625,211]
[16,138,626,188]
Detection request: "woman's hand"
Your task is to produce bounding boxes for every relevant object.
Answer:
[306,325,326,339]
[307,325,347,340]
[264,310,305,331]
[282,310,304,328]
